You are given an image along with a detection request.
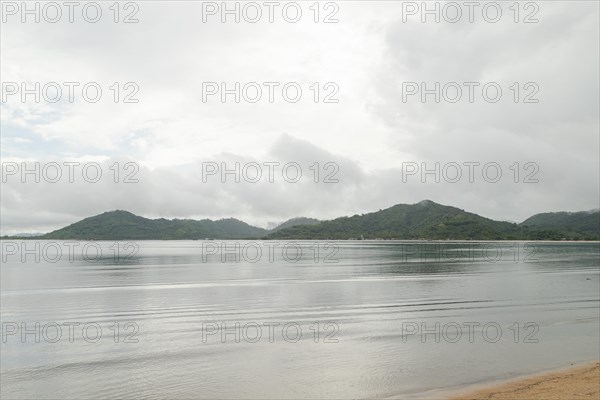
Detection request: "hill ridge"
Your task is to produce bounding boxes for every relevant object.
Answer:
[5,201,598,240]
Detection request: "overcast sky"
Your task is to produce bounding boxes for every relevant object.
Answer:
[1,1,599,234]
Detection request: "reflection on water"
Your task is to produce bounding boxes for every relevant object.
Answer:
[1,241,599,399]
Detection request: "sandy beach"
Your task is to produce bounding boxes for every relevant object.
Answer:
[452,362,600,400]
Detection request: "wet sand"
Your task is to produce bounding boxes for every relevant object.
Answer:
[452,362,600,400]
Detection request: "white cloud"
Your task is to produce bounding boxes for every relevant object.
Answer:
[1,1,598,233]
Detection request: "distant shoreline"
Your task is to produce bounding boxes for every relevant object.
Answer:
[4,202,598,241]
[2,237,600,242]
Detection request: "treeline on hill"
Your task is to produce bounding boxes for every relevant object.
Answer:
[520,210,600,239]
[266,201,595,240]
[40,210,269,240]
[4,201,599,241]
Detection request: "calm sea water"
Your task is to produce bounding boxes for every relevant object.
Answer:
[1,240,599,399]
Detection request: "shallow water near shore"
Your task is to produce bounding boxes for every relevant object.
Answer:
[1,240,599,399]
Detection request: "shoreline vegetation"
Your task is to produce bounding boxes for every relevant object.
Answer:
[2,200,599,241]
[448,362,600,400]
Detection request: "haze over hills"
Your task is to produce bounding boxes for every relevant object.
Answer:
[4,201,599,240]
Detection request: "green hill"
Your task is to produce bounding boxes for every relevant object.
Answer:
[267,200,567,240]
[41,210,268,240]
[520,210,600,239]
[15,202,599,241]
[271,217,321,232]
